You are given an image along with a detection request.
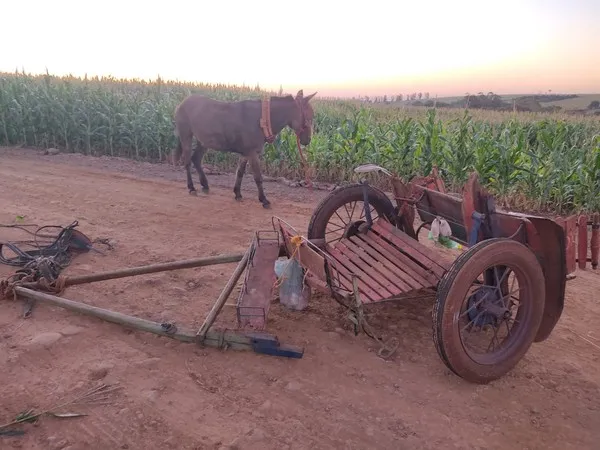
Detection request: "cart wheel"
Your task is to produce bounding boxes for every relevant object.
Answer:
[432,238,545,384]
[307,184,396,246]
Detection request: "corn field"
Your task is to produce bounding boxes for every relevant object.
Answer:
[1,72,599,214]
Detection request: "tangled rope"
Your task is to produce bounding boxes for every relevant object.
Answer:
[0,256,67,299]
[0,221,104,300]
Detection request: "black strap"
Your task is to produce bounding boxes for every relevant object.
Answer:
[0,221,90,267]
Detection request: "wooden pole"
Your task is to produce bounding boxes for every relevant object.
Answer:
[592,213,599,270]
[13,286,304,357]
[15,286,196,341]
[196,242,253,340]
[15,287,246,350]
[61,253,244,287]
[578,215,588,270]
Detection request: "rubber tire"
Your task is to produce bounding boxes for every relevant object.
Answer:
[432,238,545,384]
[307,184,396,241]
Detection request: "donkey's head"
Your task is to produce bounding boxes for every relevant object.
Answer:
[290,90,317,146]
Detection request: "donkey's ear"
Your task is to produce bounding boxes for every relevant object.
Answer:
[304,92,317,102]
[295,89,304,99]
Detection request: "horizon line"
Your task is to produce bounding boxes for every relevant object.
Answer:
[1,68,596,101]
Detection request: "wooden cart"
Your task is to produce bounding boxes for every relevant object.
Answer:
[2,166,575,384]
[270,165,572,384]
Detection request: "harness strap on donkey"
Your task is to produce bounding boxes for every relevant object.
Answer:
[260,96,313,189]
[260,97,276,144]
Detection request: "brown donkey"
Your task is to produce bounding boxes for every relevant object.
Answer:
[172,90,317,208]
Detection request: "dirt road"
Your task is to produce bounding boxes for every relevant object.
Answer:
[1,147,599,450]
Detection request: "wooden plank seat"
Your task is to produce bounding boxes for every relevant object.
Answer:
[274,217,452,304]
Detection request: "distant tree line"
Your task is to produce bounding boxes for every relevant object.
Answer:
[349,90,592,114]
[463,92,506,109]
[352,92,431,104]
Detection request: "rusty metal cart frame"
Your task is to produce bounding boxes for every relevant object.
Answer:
[272,164,573,384]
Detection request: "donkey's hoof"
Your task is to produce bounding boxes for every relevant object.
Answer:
[262,201,271,209]
[202,187,210,194]
[235,195,243,202]
[189,189,198,196]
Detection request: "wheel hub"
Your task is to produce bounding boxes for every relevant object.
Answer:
[343,220,368,239]
[467,286,509,327]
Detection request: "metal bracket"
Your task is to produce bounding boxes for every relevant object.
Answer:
[361,180,373,228]
[469,211,486,246]
[160,322,178,334]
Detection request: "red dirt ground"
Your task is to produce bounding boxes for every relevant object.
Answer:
[1,147,599,450]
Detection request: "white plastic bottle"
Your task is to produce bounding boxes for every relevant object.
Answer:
[273,257,310,310]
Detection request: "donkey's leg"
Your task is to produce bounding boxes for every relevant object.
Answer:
[233,156,248,201]
[248,151,270,208]
[179,132,197,195]
[191,144,210,194]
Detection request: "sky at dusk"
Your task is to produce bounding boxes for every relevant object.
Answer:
[1,0,598,97]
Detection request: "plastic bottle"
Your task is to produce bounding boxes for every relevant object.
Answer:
[273,257,310,311]
[428,217,463,250]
